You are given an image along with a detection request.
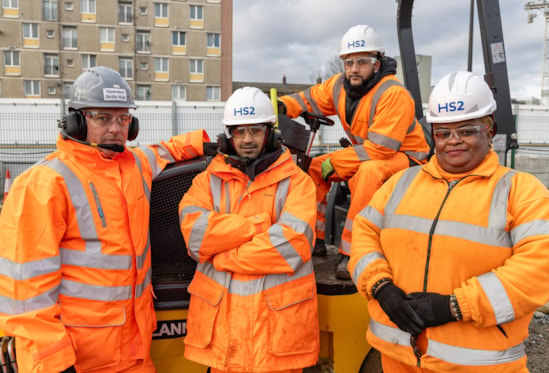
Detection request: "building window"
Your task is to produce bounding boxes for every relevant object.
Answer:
[118,3,132,23]
[2,0,19,17]
[46,29,55,38]
[121,33,130,42]
[82,54,96,70]
[154,57,168,81]
[136,31,150,52]
[189,5,203,28]
[189,58,203,82]
[119,57,133,79]
[2,0,18,8]
[172,85,186,100]
[62,26,78,49]
[23,23,39,48]
[65,2,73,10]
[43,0,58,21]
[206,33,220,56]
[140,62,148,70]
[207,86,220,101]
[154,3,168,27]
[81,0,95,13]
[63,83,72,99]
[44,53,59,76]
[99,27,115,51]
[66,59,74,67]
[172,31,186,54]
[24,80,40,97]
[139,6,147,15]
[47,87,57,95]
[3,50,20,75]
[136,85,151,101]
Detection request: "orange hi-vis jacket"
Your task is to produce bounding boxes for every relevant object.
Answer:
[179,149,319,372]
[279,73,430,175]
[349,152,549,373]
[0,130,209,373]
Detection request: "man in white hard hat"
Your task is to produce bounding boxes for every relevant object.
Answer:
[279,25,431,280]
[179,87,319,373]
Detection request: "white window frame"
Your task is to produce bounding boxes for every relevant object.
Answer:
[119,57,133,79]
[189,59,203,74]
[64,2,73,10]
[4,50,20,67]
[99,27,115,43]
[207,33,220,48]
[118,3,132,23]
[154,3,168,18]
[189,5,203,21]
[43,0,58,21]
[207,86,220,101]
[24,80,40,96]
[172,85,186,100]
[81,54,96,70]
[23,23,39,39]
[2,0,18,8]
[80,0,96,14]
[154,57,169,73]
[172,31,186,46]
[62,26,78,49]
[44,53,59,76]
[137,31,151,52]
[136,85,151,101]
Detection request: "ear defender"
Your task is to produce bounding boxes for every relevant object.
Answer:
[61,110,139,141]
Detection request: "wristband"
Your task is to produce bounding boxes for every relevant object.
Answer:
[450,294,463,321]
[371,278,391,298]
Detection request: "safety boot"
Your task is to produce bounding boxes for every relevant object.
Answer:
[312,239,327,257]
[335,254,351,280]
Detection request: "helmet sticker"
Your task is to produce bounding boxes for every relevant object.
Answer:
[103,88,128,102]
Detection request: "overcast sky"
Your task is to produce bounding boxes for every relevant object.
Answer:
[232,0,544,101]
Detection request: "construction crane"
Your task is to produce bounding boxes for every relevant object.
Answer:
[525,0,549,105]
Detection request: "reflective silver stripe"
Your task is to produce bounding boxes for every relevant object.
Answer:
[301,87,322,115]
[46,159,103,254]
[275,178,290,220]
[61,279,132,301]
[369,318,412,346]
[288,92,310,114]
[369,318,525,366]
[477,272,515,324]
[368,132,401,151]
[197,260,314,296]
[384,167,422,216]
[358,205,384,229]
[140,145,175,180]
[331,74,345,119]
[132,152,151,202]
[60,248,131,270]
[352,251,385,284]
[136,239,150,270]
[274,212,314,270]
[180,205,210,261]
[210,175,222,213]
[135,267,152,298]
[354,145,371,161]
[340,239,351,255]
[317,201,327,214]
[0,286,58,315]
[427,339,525,366]
[488,170,516,228]
[0,256,60,280]
[368,80,401,127]
[512,219,549,244]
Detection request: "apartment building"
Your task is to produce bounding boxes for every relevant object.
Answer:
[0,0,233,101]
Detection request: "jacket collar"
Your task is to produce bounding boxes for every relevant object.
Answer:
[423,150,500,182]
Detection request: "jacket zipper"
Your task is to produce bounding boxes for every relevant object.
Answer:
[89,182,107,227]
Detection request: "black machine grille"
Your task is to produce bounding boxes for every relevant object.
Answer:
[149,157,208,309]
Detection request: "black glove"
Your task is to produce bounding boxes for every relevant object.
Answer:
[339,137,352,148]
[407,292,455,328]
[374,282,425,337]
[203,142,219,156]
[60,366,77,373]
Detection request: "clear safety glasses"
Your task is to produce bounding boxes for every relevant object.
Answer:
[231,124,268,138]
[343,57,377,68]
[433,125,486,141]
[83,111,133,127]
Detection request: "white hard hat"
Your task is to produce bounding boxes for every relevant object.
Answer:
[223,87,276,137]
[427,71,496,124]
[338,25,385,58]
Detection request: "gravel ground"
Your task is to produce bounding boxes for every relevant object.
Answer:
[525,310,549,373]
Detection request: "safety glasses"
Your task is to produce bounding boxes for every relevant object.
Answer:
[231,124,268,138]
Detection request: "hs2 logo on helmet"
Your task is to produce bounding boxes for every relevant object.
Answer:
[438,101,465,113]
[233,106,256,116]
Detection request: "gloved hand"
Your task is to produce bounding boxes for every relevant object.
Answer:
[407,292,455,328]
[374,282,425,337]
[60,366,77,373]
[203,142,219,156]
[321,158,335,181]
